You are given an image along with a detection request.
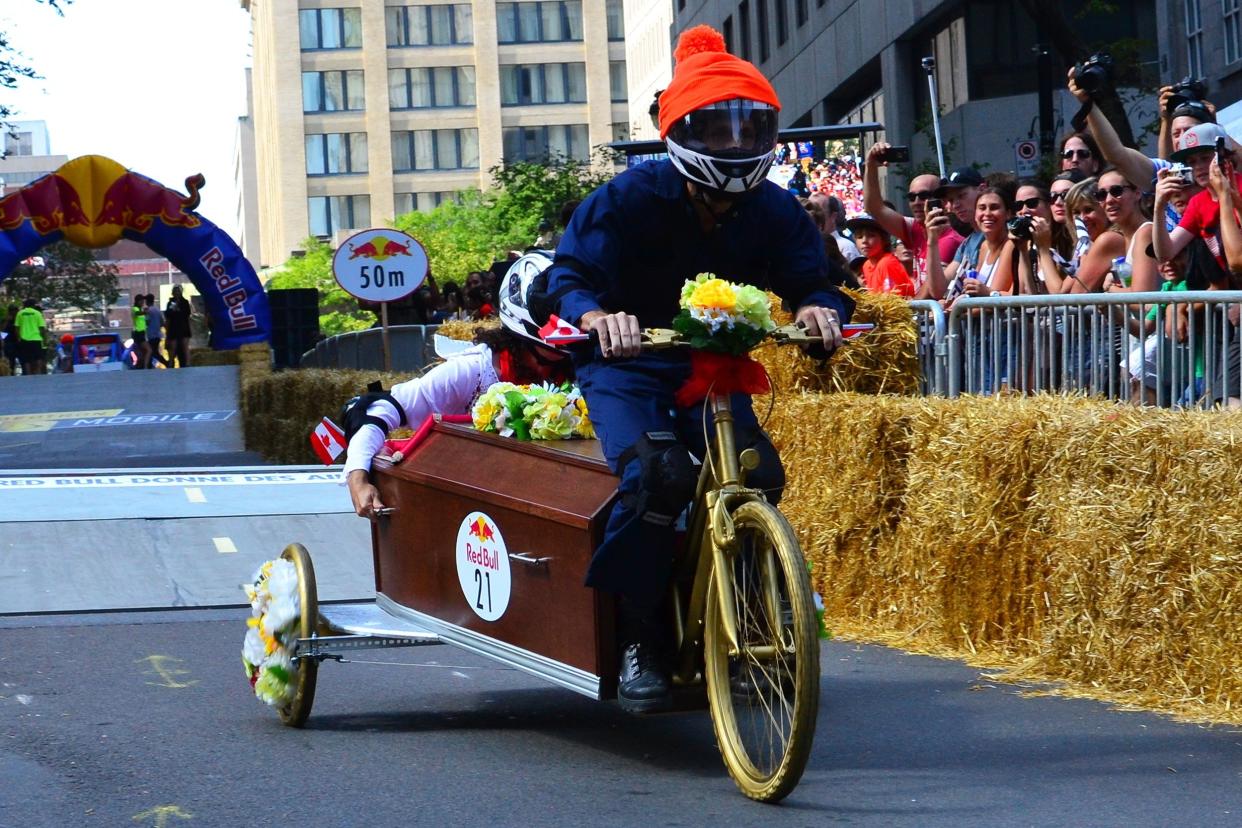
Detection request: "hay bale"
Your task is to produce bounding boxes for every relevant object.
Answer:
[755,289,922,396]
[773,391,1242,723]
[436,318,499,343]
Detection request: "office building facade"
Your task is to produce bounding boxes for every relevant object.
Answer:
[243,0,628,268]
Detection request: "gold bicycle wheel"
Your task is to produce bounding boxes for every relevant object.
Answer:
[277,543,319,728]
[703,501,820,802]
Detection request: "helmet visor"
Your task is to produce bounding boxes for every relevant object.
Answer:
[668,99,779,158]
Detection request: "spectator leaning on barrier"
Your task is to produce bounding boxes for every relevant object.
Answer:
[846,213,915,298]
[1065,175,1126,291]
[937,166,987,262]
[862,141,963,300]
[1097,169,1160,296]
[1049,170,1084,262]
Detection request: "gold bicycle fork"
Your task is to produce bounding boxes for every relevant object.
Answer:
[670,393,784,684]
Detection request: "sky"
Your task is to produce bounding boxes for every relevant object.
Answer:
[1,0,252,238]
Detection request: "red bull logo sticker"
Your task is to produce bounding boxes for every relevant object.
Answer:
[332,228,428,304]
[456,511,512,621]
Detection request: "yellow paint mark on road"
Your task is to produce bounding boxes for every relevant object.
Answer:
[132,804,193,826]
[184,487,206,503]
[136,655,198,689]
[0,409,123,433]
[213,536,237,554]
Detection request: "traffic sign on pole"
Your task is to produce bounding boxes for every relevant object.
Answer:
[331,229,428,303]
[1014,140,1039,177]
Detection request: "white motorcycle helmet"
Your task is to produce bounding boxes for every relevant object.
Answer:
[664,98,779,195]
[498,249,555,343]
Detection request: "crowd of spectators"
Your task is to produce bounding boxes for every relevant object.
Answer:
[787,66,1242,406]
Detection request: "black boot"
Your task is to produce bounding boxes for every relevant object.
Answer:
[618,639,672,714]
[617,599,672,714]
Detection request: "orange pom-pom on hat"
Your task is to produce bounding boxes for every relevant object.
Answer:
[658,24,781,140]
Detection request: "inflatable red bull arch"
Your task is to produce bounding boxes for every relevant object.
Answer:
[0,154,269,348]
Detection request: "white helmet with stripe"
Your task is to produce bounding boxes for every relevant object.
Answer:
[499,249,555,343]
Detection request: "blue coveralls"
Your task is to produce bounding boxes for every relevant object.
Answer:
[546,159,853,611]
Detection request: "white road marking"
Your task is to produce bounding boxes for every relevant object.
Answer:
[184,487,206,503]
[213,537,238,554]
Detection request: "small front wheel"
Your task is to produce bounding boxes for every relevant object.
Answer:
[277,543,319,728]
[704,501,820,802]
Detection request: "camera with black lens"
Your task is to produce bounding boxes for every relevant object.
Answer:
[1007,215,1034,241]
[1166,76,1209,114]
[1072,52,1114,97]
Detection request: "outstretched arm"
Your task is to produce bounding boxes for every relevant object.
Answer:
[1068,69,1159,191]
[862,142,914,241]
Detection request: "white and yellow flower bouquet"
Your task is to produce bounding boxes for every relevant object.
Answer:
[674,273,775,355]
[472,381,595,441]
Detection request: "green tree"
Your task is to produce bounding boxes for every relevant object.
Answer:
[1,1,67,136]
[0,240,118,312]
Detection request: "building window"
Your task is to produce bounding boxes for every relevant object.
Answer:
[612,122,630,142]
[609,61,628,102]
[386,4,473,47]
[606,0,624,40]
[739,1,752,62]
[305,133,368,175]
[388,67,476,108]
[1225,0,1242,65]
[308,195,370,237]
[391,128,479,171]
[796,0,807,27]
[1185,0,1204,79]
[4,131,33,156]
[756,0,770,62]
[496,2,583,43]
[502,124,589,162]
[499,63,587,105]
[395,191,459,214]
[775,0,788,45]
[723,15,734,54]
[299,8,362,50]
[302,70,365,112]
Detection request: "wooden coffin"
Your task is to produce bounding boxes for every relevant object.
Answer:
[371,423,618,699]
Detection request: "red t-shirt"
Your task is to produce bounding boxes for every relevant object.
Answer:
[862,252,916,298]
[1177,172,1242,268]
[902,217,964,292]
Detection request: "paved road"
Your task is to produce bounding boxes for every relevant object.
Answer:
[1,610,1240,827]
[0,366,266,468]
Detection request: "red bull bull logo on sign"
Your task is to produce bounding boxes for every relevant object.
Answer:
[455,510,512,622]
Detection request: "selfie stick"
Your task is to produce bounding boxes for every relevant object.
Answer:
[921,56,947,180]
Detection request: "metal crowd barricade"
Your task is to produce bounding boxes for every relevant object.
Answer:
[944,292,1242,407]
[909,299,947,396]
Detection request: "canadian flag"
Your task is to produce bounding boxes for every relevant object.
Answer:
[310,417,347,465]
[538,314,591,346]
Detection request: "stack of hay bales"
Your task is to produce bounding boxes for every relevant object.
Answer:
[755,289,922,396]
[768,392,1242,722]
[191,349,242,367]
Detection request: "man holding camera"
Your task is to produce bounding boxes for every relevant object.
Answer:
[862,142,964,299]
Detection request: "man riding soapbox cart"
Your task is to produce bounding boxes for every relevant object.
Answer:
[244,315,839,803]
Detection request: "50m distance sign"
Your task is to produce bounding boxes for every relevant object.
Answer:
[332,228,428,303]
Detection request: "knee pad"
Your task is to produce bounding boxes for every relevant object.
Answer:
[618,432,699,526]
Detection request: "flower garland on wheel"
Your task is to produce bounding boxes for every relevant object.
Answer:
[241,558,302,706]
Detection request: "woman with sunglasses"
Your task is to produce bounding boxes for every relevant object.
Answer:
[1099,169,1158,295]
[1059,131,1102,177]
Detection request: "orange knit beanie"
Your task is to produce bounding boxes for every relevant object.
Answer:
[658,25,781,140]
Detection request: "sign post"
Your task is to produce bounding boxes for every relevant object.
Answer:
[331,228,429,373]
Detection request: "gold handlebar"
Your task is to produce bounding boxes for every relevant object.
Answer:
[640,323,816,350]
